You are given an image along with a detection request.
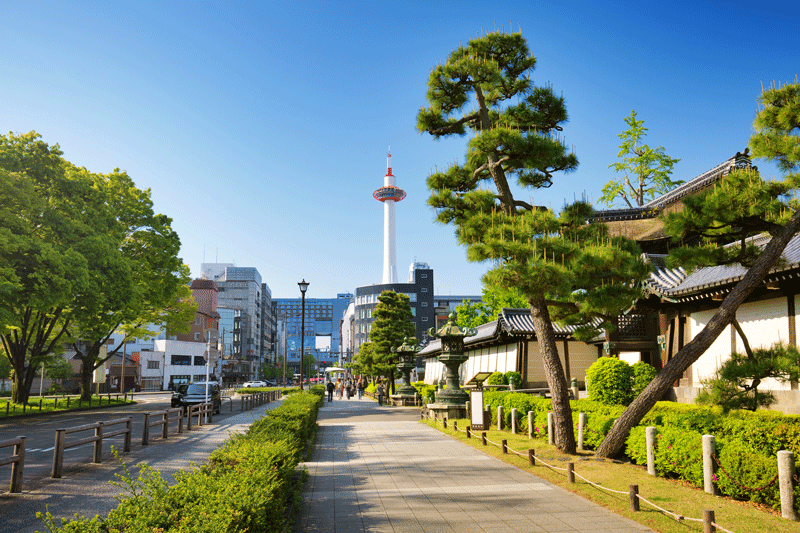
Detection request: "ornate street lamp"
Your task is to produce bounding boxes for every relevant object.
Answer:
[391,336,420,403]
[298,279,309,391]
[427,312,477,407]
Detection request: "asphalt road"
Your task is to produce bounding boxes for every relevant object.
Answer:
[0,391,274,533]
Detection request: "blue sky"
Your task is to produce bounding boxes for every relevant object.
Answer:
[3,1,798,299]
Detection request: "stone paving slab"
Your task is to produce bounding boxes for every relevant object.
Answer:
[299,396,653,533]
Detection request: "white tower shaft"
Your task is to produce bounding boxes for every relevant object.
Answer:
[383,151,397,284]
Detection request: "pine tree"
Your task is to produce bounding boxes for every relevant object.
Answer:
[596,80,800,458]
[367,291,416,394]
[600,110,681,208]
[418,30,650,453]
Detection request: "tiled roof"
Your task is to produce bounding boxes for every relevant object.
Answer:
[419,308,602,357]
[644,234,800,300]
[498,308,593,336]
[642,150,752,209]
[591,150,752,222]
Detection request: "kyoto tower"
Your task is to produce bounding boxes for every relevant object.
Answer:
[372,145,406,283]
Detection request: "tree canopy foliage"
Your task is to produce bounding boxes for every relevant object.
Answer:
[418,30,650,453]
[0,131,193,403]
[367,292,416,389]
[600,110,681,208]
[455,285,526,328]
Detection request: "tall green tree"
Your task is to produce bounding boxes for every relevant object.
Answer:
[596,81,800,458]
[0,132,91,404]
[418,30,649,453]
[368,291,416,394]
[67,165,194,400]
[600,110,682,208]
[350,341,378,378]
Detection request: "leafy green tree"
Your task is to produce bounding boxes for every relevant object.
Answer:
[455,285,527,328]
[0,132,91,404]
[600,110,681,208]
[368,291,416,395]
[44,356,76,389]
[597,81,800,458]
[350,341,378,377]
[418,31,650,453]
[696,343,800,412]
[63,163,194,401]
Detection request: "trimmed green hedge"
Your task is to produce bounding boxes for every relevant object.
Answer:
[479,389,800,511]
[39,390,323,532]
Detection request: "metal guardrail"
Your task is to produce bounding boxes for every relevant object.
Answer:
[51,417,132,478]
[142,408,184,445]
[0,436,25,493]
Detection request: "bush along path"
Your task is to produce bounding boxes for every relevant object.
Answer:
[472,392,800,522]
[36,386,324,533]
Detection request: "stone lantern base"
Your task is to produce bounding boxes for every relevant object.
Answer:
[390,392,419,407]
[426,402,467,421]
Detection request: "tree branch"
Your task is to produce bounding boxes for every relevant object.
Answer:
[429,112,480,136]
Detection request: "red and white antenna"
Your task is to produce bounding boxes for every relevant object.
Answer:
[386,141,392,176]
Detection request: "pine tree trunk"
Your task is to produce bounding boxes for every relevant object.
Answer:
[529,297,576,454]
[596,211,800,458]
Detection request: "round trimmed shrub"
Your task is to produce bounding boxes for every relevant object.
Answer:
[504,371,522,389]
[631,361,657,398]
[486,371,507,386]
[585,357,634,405]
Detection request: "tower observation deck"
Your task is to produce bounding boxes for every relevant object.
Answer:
[373,146,405,284]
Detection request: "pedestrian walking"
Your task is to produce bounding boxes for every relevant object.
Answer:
[336,379,343,399]
[357,378,365,400]
[326,380,334,402]
[345,380,352,400]
[376,381,385,407]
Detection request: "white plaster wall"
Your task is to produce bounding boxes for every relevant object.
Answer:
[620,351,639,366]
[690,309,732,383]
[423,343,518,385]
[690,296,793,390]
[737,297,790,350]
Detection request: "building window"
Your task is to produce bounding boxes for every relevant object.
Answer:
[421,302,428,307]
[194,332,200,341]
[171,355,191,365]
[194,356,206,366]
[421,317,428,322]
[421,273,428,278]
[421,288,428,293]
[195,317,201,325]
[367,309,372,318]
[171,374,190,384]
[147,361,159,370]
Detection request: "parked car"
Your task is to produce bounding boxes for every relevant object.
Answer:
[173,381,221,414]
[170,383,189,407]
[242,380,267,388]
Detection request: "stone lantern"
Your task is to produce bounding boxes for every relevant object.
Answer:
[426,312,477,418]
[391,336,420,404]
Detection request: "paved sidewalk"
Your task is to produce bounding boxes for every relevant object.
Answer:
[0,399,283,533]
[299,396,653,533]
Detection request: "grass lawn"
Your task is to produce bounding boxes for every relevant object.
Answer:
[0,395,135,419]
[423,417,797,533]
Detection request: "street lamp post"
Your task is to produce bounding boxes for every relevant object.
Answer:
[298,279,309,391]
